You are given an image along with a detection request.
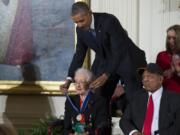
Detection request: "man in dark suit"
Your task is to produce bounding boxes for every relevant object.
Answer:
[64,68,110,135]
[120,63,180,135]
[60,2,146,112]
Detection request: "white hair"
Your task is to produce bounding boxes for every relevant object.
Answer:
[75,68,93,83]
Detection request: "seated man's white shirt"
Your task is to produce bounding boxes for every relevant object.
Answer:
[129,87,163,135]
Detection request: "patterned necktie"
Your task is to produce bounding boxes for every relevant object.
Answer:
[142,95,154,135]
[89,29,96,39]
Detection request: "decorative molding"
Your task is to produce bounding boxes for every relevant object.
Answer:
[0,81,76,95]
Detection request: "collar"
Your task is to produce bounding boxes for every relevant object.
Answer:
[148,86,163,101]
[80,90,90,101]
[90,14,95,29]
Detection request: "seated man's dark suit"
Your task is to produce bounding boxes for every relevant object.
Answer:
[64,92,110,135]
[120,89,180,135]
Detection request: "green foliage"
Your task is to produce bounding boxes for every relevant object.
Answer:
[18,129,26,135]
[18,116,64,135]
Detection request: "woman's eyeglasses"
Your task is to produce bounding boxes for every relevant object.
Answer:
[74,81,88,86]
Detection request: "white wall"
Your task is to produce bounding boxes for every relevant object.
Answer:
[91,0,180,63]
[139,0,180,62]
[91,0,139,44]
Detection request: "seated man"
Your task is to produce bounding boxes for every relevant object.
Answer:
[120,63,180,135]
[64,68,111,135]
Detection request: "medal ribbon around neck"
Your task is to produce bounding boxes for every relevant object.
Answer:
[65,90,92,114]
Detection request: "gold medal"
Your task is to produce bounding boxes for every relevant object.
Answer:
[76,114,82,121]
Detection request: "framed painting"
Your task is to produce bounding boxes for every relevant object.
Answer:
[0,0,90,95]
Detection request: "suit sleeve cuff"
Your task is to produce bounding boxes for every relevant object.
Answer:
[129,129,139,135]
[66,77,73,81]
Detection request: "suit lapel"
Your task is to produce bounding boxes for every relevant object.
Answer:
[139,92,149,130]
[159,90,168,129]
[84,92,94,113]
[93,13,103,53]
[83,92,94,123]
[73,95,80,112]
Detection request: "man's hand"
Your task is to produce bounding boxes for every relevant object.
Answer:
[163,68,174,79]
[111,84,125,100]
[172,54,180,74]
[90,73,109,89]
[59,79,71,93]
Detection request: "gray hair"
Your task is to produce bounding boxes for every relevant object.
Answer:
[75,68,93,83]
[71,2,90,16]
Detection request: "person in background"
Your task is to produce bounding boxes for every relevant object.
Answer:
[156,25,180,77]
[60,1,146,118]
[164,53,180,92]
[64,68,110,135]
[156,24,180,92]
[120,63,180,135]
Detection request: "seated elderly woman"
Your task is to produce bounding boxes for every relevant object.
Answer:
[63,68,111,135]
